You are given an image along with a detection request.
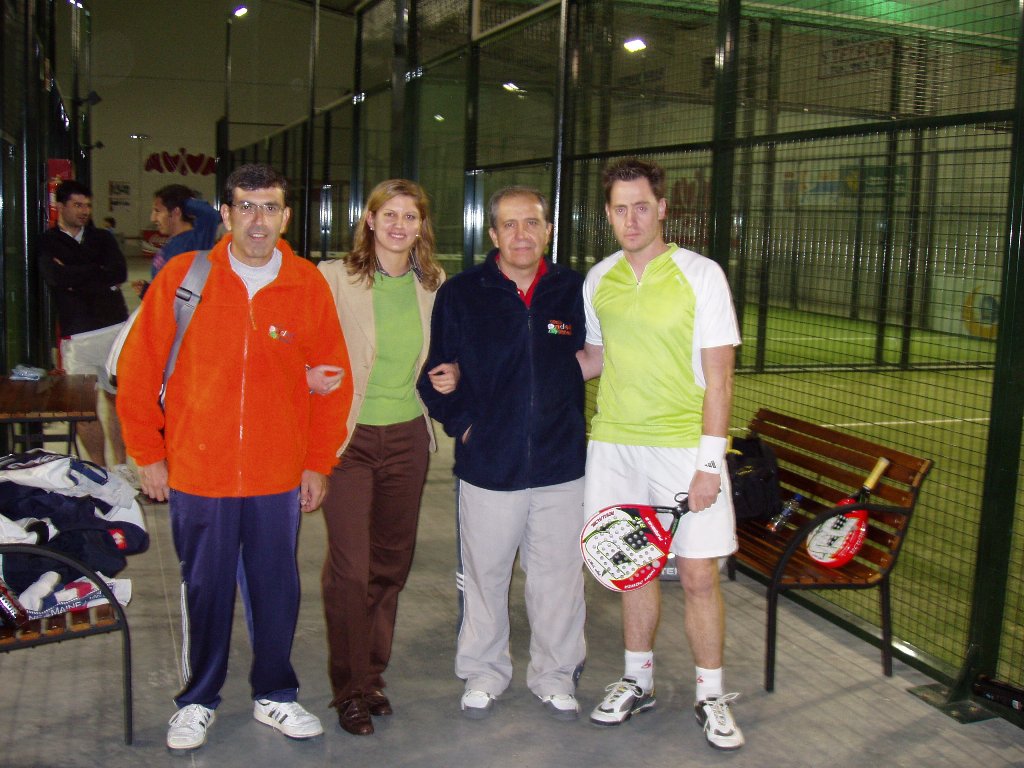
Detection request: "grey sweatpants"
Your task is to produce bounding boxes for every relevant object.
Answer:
[455,478,587,698]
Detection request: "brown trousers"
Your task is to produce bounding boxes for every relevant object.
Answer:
[321,417,430,705]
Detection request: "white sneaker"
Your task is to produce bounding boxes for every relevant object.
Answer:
[695,692,744,750]
[166,704,215,750]
[460,689,495,719]
[589,677,656,725]
[110,463,141,491]
[538,693,580,721]
[253,699,323,739]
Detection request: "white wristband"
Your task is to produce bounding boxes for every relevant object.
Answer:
[696,435,727,475]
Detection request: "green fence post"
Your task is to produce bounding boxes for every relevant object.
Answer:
[709,0,740,271]
[910,5,1024,724]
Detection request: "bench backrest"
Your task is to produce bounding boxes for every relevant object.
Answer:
[749,408,933,580]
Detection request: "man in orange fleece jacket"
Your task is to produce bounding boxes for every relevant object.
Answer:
[116,163,353,752]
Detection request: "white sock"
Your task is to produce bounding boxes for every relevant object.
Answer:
[624,650,654,691]
[695,666,723,702]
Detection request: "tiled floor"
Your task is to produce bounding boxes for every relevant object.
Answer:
[3,254,1023,766]
[3,431,1024,767]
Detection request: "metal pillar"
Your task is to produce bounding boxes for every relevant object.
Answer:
[709,0,740,269]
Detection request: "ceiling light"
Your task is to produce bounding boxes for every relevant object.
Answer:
[502,82,523,93]
[624,38,647,53]
[233,5,248,18]
[433,114,445,122]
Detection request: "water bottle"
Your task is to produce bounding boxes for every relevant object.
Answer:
[767,494,803,533]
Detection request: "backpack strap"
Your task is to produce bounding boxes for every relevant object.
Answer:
[160,250,212,404]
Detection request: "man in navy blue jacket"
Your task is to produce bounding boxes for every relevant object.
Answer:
[418,186,586,722]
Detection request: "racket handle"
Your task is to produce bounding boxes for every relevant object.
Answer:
[859,457,891,501]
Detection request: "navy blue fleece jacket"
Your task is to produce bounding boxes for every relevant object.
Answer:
[417,251,586,492]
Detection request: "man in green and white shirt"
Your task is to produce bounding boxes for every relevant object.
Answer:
[578,158,744,750]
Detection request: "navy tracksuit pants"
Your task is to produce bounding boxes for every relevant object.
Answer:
[169,487,302,710]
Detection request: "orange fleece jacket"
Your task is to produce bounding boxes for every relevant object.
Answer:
[116,236,353,497]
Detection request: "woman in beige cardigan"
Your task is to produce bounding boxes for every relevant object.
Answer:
[313,179,456,736]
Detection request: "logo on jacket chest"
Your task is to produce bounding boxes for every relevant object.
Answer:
[546,320,573,336]
[268,325,294,343]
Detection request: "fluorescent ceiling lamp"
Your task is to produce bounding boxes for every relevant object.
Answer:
[433,114,445,122]
[502,82,524,93]
[623,38,647,53]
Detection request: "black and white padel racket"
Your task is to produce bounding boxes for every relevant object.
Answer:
[581,493,689,592]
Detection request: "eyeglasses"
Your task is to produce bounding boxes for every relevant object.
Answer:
[231,201,284,217]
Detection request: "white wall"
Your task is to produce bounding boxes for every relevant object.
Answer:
[77,0,354,249]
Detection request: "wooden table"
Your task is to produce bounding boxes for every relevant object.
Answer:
[0,374,98,455]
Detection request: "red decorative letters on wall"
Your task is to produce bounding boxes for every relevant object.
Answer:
[144,148,217,176]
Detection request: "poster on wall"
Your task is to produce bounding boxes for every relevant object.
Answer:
[109,181,132,211]
[819,38,894,79]
[47,159,73,228]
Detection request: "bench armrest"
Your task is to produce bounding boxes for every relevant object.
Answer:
[770,501,911,585]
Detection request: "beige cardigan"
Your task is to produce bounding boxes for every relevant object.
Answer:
[318,259,441,455]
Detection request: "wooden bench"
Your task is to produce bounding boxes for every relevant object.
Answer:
[726,408,933,692]
[0,374,98,455]
[0,544,133,744]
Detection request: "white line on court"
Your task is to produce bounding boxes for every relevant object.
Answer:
[773,335,878,342]
[824,417,990,429]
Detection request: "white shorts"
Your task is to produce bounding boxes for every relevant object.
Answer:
[61,323,124,394]
[584,440,737,559]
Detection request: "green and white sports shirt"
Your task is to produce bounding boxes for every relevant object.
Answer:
[583,244,741,447]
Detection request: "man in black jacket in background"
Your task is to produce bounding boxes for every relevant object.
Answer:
[39,180,132,481]
[418,186,587,723]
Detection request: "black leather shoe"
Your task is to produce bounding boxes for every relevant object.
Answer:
[365,689,393,717]
[338,696,373,735]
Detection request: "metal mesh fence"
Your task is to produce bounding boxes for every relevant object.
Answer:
[476,0,553,36]
[476,12,560,166]
[731,125,1006,369]
[418,0,470,64]
[725,0,1015,678]
[574,3,717,153]
[359,1,396,92]
[741,0,1017,126]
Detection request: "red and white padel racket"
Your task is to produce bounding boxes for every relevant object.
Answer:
[806,457,890,568]
[581,493,689,592]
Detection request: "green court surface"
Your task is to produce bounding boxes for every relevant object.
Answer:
[736,306,997,369]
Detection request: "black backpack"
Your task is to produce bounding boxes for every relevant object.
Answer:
[726,435,782,521]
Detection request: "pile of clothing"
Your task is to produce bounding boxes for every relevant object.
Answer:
[0,451,147,619]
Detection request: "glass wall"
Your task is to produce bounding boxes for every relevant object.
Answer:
[417,54,468,272]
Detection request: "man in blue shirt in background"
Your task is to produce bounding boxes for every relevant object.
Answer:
[135,184,220,296]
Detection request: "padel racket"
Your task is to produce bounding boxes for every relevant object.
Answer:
[806,457,890,568]
[581,493,689,592]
